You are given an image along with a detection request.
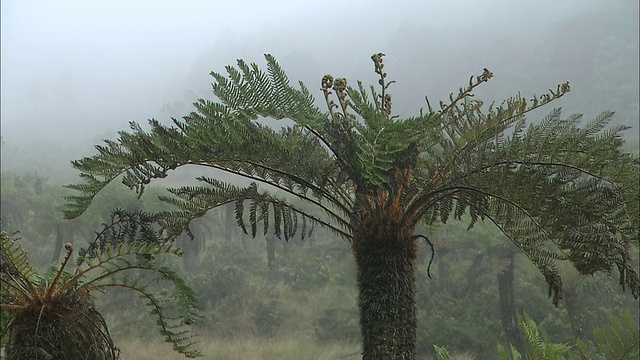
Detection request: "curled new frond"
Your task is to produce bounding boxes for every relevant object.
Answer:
[370,53,396,117]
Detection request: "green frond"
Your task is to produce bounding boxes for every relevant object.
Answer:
[499,313,573,360]
[210,54,325,127]
[69,241,201,357]
[1,232,39,301]
[433,344,454,360]
[65,54,638,324]
[159,178,351,241]
[589,309,640,360]
[65,75,350,243]
[77,209,167,264]
[413,106,639,301]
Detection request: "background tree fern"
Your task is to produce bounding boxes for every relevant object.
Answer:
[65,53,638,359]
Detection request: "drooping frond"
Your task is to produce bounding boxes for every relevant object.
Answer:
[69,242,202,358]
[65,53,638,310]
[157,177,351,241]
[65,55,353,241]
[78,208,166,263]
[64,119,191,218]
[409,108,639,302]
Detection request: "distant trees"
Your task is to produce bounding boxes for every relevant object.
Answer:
[65,53,638,359]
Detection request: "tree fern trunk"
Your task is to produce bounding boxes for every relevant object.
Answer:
[354,232,418,359]
[497,253,525,355]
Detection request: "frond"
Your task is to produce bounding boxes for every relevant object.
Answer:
[65,95,351,243]
[2,230,201,358]
[433,344,454,360]
[210,54,325,127]
[64,119,191,218]
[78,209,167,263]
[519,313,572,359]
[478,192,567,304]
[67,241,202,358]
[0,232,40,302]
[592,309,640,360]
[157,178,351,241]
[411,107,639,302]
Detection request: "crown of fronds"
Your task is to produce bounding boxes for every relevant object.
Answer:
[65,53,639,305]
[0,231,202,358]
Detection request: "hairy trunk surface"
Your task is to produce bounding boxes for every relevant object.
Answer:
[354,232,418,359]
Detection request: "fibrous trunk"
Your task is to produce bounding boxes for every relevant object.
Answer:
[354,231,418,359]
[6,294,118,360]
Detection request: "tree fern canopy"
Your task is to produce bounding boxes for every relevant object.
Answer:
[66,53,638,357]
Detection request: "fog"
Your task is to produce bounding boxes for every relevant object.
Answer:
[1,0,638,178]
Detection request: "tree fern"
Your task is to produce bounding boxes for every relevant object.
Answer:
[0,230,201,358]
[498,310,639,360]
[64,53,639,359]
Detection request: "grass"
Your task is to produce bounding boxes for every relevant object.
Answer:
[115,335,361,360]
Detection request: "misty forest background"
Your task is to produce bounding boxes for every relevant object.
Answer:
[1,0,638,359]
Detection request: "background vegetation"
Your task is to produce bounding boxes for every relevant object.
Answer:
[1,168,637,359]
[1,2,637,358]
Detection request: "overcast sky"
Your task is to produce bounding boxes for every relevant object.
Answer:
[1,0,638,176]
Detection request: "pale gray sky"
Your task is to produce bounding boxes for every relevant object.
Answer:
[1,0,637,176]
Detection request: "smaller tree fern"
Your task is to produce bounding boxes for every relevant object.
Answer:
[0,230,201,359]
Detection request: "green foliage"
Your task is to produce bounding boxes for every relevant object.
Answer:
[64,53,639,358]
[581,309,639,360]
[497,310,639,360]
[3,169,636,358]
[434,344,455,360]
[65,53,639,305]
[498,313,573,360]
[0,230,202,358]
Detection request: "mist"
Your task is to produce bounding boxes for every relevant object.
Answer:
[1,0,638,176]
[2,2,639,358]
